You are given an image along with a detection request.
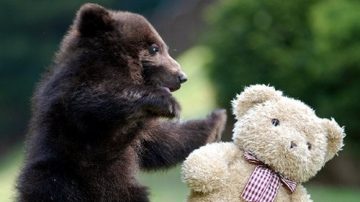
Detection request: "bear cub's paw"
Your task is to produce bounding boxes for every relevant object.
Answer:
[206,109,227,143]
[142,87,181,118]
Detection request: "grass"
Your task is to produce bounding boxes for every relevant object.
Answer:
[1,46,360,202]
[173,46,218,118]
[308,185,360,202]
[0,147,24,202]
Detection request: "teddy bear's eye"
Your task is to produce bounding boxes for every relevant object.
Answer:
[307,142,312,150]
[148,44,160,55]
[271,118,280,126]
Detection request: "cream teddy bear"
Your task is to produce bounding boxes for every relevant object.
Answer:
[182,84,345,202]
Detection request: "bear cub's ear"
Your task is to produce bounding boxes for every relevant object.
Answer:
[75,3,113,36]
[323,118,345,162]
[232,84,282,120]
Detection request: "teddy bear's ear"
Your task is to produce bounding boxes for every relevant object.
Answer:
[75,3,113,36]
[232,84,282,120]
[323,118,345,162]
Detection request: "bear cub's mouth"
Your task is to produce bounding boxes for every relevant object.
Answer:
[141,63,185,93]
[158,74,186,93]
[161,87,171,93]
[160,84,181,93]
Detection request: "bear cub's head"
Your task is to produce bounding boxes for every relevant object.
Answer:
[232,85,345,183]
[60,3,187,92]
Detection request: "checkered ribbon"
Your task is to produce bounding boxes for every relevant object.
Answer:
[241,152,297,202]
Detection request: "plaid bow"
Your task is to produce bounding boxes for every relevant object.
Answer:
[241,151,297,202]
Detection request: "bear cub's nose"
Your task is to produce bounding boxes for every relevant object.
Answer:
[178,73,188,84]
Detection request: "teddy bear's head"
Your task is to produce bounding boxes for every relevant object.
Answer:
[232,84,345,183]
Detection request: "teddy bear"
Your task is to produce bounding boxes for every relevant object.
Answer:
[182,84,345,202]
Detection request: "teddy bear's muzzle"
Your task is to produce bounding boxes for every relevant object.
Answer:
[290,140,312,151]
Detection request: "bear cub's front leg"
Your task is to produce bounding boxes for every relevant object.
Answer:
[137,108,227,170]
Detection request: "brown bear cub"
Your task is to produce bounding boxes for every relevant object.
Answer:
[17,3,227,202]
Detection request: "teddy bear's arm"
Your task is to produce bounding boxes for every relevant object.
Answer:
[181,142,237,193]
[291,185,313,202]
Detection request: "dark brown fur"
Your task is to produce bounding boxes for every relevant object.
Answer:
[17,3,227,202]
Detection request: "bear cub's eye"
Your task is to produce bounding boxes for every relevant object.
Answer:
[271,118,280,126]
[148,44,160,55]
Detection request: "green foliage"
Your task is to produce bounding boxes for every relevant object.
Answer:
[203,0,360,147]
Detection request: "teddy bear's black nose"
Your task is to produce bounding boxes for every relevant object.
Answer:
[290,141,297,149]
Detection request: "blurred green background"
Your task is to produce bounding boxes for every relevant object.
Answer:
[1,0,360,201]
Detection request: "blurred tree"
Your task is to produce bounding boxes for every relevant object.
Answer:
[203,0,360,150]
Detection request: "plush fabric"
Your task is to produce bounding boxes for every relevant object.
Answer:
[182,84,345,202]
